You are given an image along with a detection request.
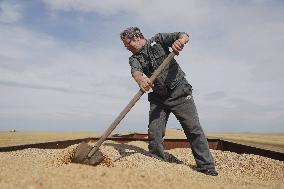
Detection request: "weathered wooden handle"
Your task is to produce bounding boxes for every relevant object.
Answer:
[88,52,176,158]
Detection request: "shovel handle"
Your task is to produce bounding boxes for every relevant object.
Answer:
[88,52,176,158]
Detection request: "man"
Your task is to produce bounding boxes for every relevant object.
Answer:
[120,27,218,176]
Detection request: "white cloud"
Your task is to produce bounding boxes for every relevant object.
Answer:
[0,1,22,23]
[43,0,209,24]
[0,25,144,122]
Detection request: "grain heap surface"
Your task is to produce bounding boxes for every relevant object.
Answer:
[0,140,283,189]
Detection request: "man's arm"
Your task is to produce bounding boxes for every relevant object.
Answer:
[153,32,189,55]
[129,57,153,92]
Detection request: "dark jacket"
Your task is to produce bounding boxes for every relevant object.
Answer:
[129,32,190,96]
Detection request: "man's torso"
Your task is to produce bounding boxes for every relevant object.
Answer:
[129,33,187,96]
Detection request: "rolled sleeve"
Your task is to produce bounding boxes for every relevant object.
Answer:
[153,32,189,48]
[129,56,143,74]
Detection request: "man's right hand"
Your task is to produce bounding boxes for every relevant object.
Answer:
[171,33,189,55]
[132,71,154,92]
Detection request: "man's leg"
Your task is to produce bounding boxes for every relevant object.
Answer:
[171,96,216,171]
[165,79,216,174]
[148,101,170,160]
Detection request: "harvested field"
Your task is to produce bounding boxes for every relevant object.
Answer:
[207,132,284,153]
[0,131,102,147]
[0,140,283,189]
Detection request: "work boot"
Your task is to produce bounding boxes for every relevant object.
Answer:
[195,167,218,176]
[149,152,166,161]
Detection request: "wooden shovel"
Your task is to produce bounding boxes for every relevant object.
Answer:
[72,52,176,165]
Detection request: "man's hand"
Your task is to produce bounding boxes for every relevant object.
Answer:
[132,71,154,92]
[171,34,189,55]
[138,75,153,92]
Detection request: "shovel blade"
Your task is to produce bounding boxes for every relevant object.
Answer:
[72,141,104,166]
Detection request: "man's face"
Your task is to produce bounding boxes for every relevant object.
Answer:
[122,36,142,54]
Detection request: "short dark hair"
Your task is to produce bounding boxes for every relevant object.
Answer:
[120,27,144,40]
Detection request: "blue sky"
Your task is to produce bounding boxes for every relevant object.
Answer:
[0,0,284,132]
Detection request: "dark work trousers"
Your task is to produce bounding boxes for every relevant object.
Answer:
[147,79,216,170]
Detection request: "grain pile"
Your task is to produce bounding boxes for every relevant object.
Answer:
[0,140,283,189]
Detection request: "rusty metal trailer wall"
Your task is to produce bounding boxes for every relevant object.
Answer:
[0,137,283,161]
